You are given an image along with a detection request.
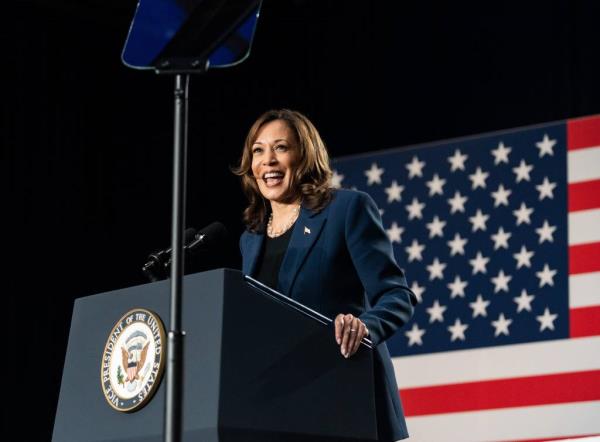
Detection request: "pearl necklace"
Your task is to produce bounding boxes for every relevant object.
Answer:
[267,205,300,238]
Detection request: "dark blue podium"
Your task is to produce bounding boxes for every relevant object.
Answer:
[53,269,378,441]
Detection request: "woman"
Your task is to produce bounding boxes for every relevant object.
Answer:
[234,109,417,441]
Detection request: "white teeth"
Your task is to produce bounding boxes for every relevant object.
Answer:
[264,172,284,179]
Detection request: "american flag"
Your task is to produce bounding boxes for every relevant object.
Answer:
[332,115,600,442]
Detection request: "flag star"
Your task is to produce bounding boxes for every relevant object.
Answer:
[447,233,468,256]
[469,209,490,232]
[491,313,513,337]
[491,184,512,207]
[469,295,490,318]
[536,263,557,288]
[379,208,385,216]
[386,222,404,244]
[536,134,556,157]
[447,318,469,342]
[468,167,489,190]
[513,159,534,183]
[469,251,490,275]
[535,177,557,201]
[514,289,535,313]
[513,202,534,226]
[331,170,344,189]
[448,149,468,172]
[410,280,426,303]
[427,257,447,281]
[536,307,558,331]
[426,174,446,196]
[364,162,385,185]
[384,180,405,203]
[536,220,557,243]
[447,275,468,298]
[426,215,446,238]
[405,323,426,346]
[405,239,426,262]
[491,269,512,293]
[406,198,426,220]
[491,141,512,165]
[406,156,426,179]
[491,226,512,250]
[513,245,535,269]
[447,191,468,214]
[426,300,447,323]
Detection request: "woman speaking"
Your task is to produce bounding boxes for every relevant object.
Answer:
[234,109,417,441]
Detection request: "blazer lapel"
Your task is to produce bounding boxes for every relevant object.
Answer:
[242,232,264,276]
[278,206,327,296]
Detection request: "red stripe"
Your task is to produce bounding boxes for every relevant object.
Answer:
[507,434,600,442]
[570,306,600,338]
[568,115,600,151]
[569,180,600,212]
[400,370,600,416]
[569,242,600,274]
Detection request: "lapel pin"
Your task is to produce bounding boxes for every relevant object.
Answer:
[304,226,311,235]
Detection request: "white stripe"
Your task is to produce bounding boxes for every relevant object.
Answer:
[568,145,600,183]
[570,272,600,308]
[393,336,600,388]
[569,209,600,245]
[405,401,600,442]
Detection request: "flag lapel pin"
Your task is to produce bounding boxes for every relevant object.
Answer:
[304,226,311,235]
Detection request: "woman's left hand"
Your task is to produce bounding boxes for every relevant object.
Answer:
[334,313,369,358]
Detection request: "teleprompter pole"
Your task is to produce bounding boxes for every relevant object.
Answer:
[164,74,190,442]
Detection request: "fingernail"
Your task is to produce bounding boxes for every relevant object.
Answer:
[341,347,346,354]
[336,338,340,344]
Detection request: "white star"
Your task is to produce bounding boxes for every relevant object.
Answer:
[491,313,513,337]
[491,269,512,293]
[469,167,489,190]
[513,245,535,269]
[448,149,468,172]
[513,159,534,183]
[469,295,490,318]
[469,251,490,275]
[427,257,447,281]
[491,184,512,207]
[536,264,557,288]
[491,141,512,165]
[536,134,556,157]
[426,300,447,323]
[405,239,425,262]
[410,280,426,303]
[535,177,557,201]
[536,220,557,244]
[536,307,558,331]
[426,174,446,196]
[447,318,469,342]
[384,180,405,203]
[405,323,426,346]
[447,275,468,298]
[426,215,446,238]
[386,222,404,244]
[331,170,344,188]
[513,202,534,226]
[491,226,512,250]
[447,191,468,214]
[405,198,426,220]
[364,162,384,185]
[469,209,490,232]
[406,156,426,179]
[447,233,468,256]
[514,289,535,313]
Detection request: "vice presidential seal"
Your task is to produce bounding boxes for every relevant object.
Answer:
[100,308,166,412]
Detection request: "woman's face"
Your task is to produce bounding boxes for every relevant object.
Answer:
[251,119,299,204]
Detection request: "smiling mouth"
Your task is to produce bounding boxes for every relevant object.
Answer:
[263,171,285,187]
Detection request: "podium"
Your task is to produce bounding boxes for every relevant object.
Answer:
[53,269,378,441]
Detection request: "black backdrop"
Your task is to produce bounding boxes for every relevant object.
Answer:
[4,0,600,439]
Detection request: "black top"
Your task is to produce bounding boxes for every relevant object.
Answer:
[253,224,295,290]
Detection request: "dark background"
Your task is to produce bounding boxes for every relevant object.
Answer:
[4,0,599,439]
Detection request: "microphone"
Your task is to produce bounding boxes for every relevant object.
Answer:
[142,227,197,282]
[185,221,228,254]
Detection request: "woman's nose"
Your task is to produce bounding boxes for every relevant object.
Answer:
[263,148,277,164]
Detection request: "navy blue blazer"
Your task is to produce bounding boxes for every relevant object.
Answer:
[240,189,417,441]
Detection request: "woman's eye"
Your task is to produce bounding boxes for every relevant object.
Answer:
[252,147,263,154]
[275,144,288,151]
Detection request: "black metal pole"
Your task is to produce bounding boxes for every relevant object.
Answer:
[165,73,189,442]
